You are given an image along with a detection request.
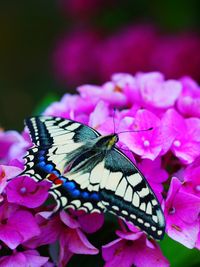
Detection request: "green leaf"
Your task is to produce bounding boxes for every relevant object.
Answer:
[160,235,200,267]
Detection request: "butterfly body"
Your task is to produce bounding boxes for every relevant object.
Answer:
[22,116,165,240]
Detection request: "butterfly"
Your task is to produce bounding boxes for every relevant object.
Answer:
[22,116,165,240]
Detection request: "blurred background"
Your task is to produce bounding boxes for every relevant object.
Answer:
[1,0,200,131]
[0,1,200,266]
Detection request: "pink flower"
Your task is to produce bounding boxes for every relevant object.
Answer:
[23,213,62,249]
[44,94,94,124]
[0,249,49,267]
[162,109,200,164]
[0,165,21,199]
[102,230,169,267]
[78,80,127,108]
[182,157,200,197]
[58,211,99,266]
[177,77,200,118]
[138,158,168,201]
[6,176,51,208]
[1,71,200,264]
[24,211,103,266]
[136,72,182,109]
[121,109,168,160]
[164,177,200,248]
[0,203,40,249]
[0,130,28,164]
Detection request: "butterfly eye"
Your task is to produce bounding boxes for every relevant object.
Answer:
[115,134,119,143]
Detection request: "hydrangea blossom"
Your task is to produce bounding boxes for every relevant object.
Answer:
[0,72,200,265]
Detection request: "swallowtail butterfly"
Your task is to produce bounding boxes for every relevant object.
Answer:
[22,116,165,240]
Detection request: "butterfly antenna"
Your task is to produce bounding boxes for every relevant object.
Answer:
[112,108,117,133]
[118,127,153,135]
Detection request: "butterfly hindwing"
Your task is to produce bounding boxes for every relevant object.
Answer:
[99,148,165,240]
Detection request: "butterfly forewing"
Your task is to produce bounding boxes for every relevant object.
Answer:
[22,116,100,180]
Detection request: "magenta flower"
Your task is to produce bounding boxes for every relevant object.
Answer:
[136,72,182,109]
[138,158,168,201]
[6,176,51,208]
[23,213,62,249]
[78,81,127,108]
[102,230,169,267]
[1,71,200,264]
[0,202,40,249]
[58,211,99,266]
[164,177,200,248]
[121,109,169,160]
[0,130,28,164]
[44,93,95,124]
[0,165,21,199]
[177,77,200,118]
[162,109,200,164]
[0,249,49,267]
[25,211,102,266]
[183,157,200,197]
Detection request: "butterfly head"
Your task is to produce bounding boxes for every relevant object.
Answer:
[95,134,119,151]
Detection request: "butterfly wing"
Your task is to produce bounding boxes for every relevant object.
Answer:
[99,148,165,240]
[48,147,107,214]
[22,116,100,182]
[23,116,106,214]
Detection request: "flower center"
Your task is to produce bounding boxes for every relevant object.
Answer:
[20,187,27,194]
[169,207,176,214]
[143,140,150,147]
[173,140,181,147]
[195,185,200,192]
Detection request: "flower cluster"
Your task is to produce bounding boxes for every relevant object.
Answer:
[53,26,200,87]
[1,72,200,266]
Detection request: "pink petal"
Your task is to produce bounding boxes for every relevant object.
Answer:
[6,176,51,208]
[60,211,80,229]
[132,237,169,267]
[138,72,182,108]
[175,191,200,223]
[164,177,182,213]
[102,238,132,267]
[116,230,143,241]
[59,228,98,266]
[23,250,49,267]
[166,215,199,249]
[69,229,98,254]
[122,109,163,160]
[0,250,48,267]
[0,225,24,249]
[9,210,41,243]
[78,212,104,233]
[89,101,110,130]
[24,215,61,249]
[0,252,26,267]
